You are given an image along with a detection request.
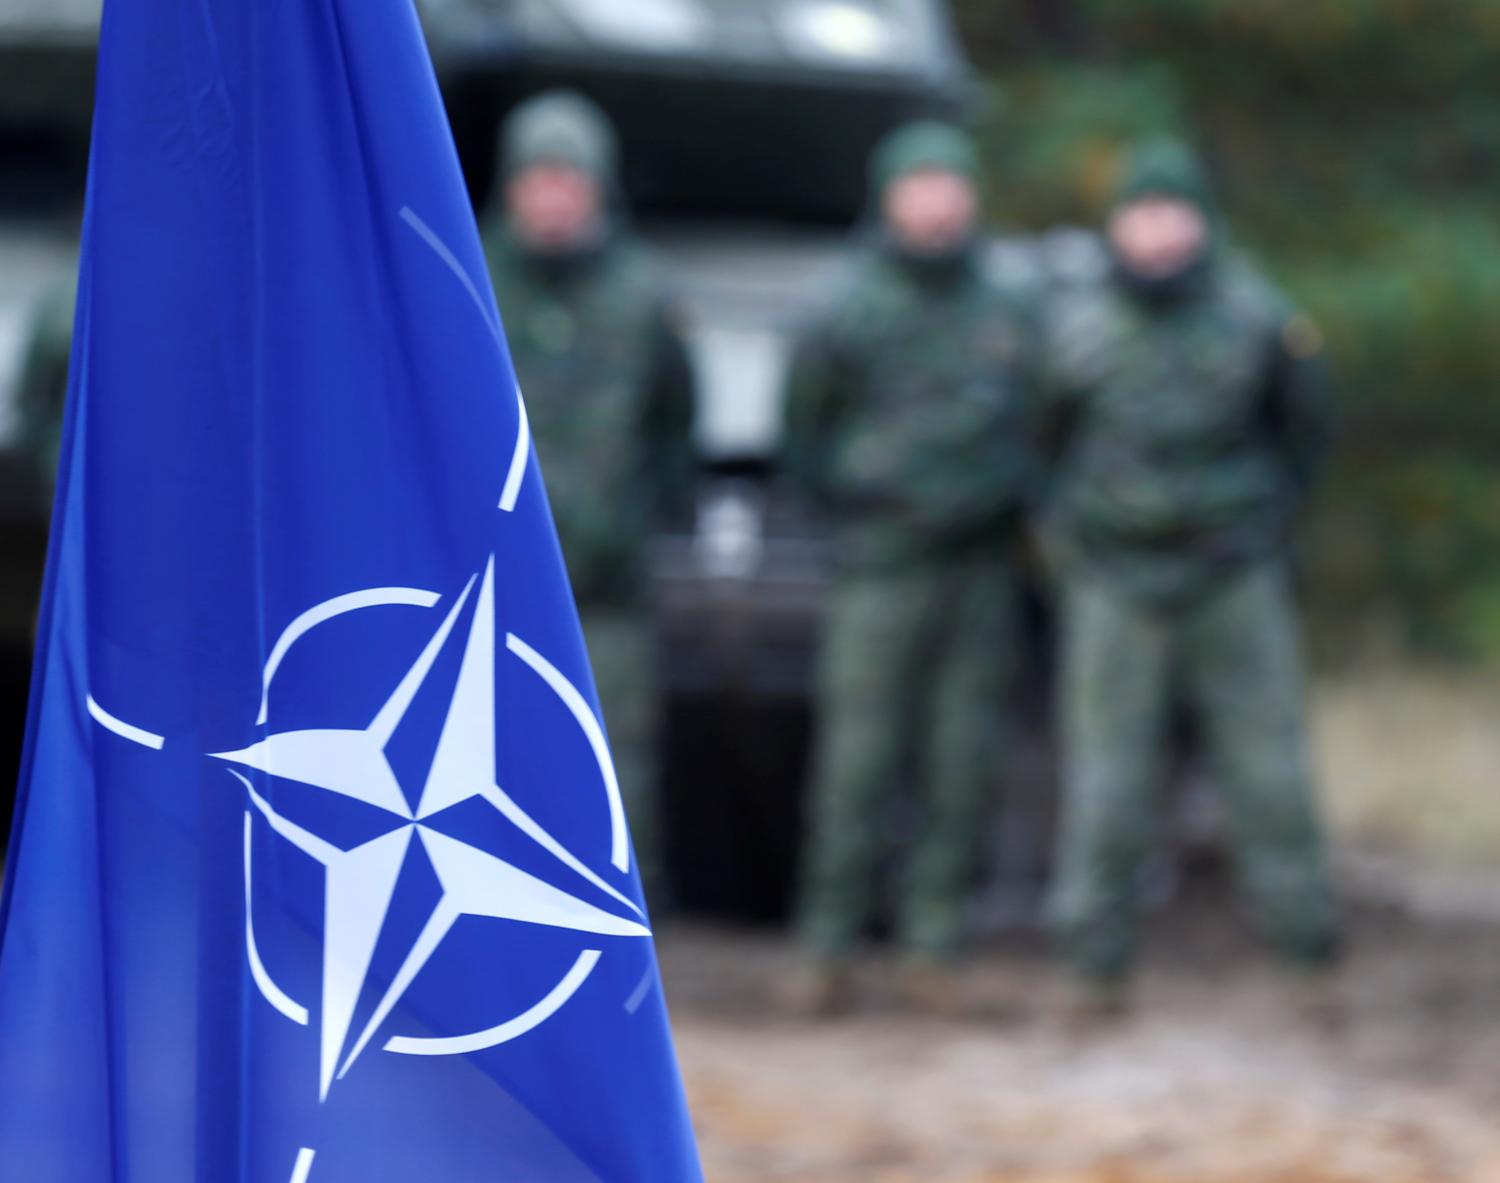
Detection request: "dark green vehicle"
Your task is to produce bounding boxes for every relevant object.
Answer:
[0,0,977,915]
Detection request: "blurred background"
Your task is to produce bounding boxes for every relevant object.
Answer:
[2,1,1500,1180]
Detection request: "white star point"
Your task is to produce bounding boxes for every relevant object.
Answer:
[229,559,646,1098]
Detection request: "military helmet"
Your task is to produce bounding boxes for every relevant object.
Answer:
[868,119,979,195]
[499,89,620,185]
[1114,137,1215,213]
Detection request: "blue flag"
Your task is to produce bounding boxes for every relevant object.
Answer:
[0,1,703,1179]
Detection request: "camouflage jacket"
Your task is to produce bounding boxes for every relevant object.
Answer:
[784,245,1038,572]
[486,231,695,606]
[1039,255,1329,603]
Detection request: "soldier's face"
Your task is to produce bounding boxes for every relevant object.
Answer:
[882,169,977,256]
[507,164,603,252]
[1108,196,1209,278]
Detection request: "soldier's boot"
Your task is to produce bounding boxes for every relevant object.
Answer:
[1057,971,1132,1030]
[1279,964,1345,1033]
[1274,925,1345,1032]
[777,958,858,1019]
[1051,904,1138,1030]
[895,956,965,1018]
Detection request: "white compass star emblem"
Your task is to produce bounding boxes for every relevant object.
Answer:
[212,556,649,1101]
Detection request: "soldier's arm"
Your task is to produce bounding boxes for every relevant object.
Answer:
[1007,297,1059,515]
[1028,301,1089,508]
[642,302,698,527]
[1265,312,1332,503]
[781,319,852,510]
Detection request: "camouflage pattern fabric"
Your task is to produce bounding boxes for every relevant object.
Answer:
[1050,564,1338,978]
[485,234,694,605]
[1039,143,1329,606]
[787,121,1034,960]
[797,556,1018,958]
[1040,268,1328,603]
[581,608,662,895]
[484,92,694,891]
[1041,140,1338,979]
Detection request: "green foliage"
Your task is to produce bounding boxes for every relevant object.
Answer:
[954,0,1500,661]
[975,65,1186,224]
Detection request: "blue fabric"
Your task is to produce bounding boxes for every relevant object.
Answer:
[0,1,702,1180]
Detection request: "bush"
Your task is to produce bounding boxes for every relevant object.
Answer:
[955,1,1500,660]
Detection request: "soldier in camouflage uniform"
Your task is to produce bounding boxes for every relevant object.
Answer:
[1040,139,1339,1000]
[785,122,1035,1012]
[483,91,696,897]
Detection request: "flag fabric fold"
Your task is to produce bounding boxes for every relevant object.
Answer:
[0,1,702,1179]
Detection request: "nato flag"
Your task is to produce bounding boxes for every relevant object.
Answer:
[0,1,703,1179]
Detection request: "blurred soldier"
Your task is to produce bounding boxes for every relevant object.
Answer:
[1041,139,1339,1008]
[785,122,1035,1013]
[483,91,695,898]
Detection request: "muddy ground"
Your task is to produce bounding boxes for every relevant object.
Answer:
[659,895,1500,1183]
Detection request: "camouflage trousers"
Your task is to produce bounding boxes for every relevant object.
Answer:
[797,555,1016,960]
[581,608,663,899]
[1050,562,1339,979]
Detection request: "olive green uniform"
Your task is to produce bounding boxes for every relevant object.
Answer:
[788,123,1035,961]
[484,92,695,893]
[1040,141,1338,980]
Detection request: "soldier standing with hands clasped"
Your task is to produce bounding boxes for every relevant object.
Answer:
[483,91,696,901]
[785,121,1036,1015]
[1040,140,1340,1013]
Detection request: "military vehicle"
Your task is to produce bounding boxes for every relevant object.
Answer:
[0,0,978,917]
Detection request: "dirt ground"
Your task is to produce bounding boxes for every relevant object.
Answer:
[659,898,1500,1183]
[1317,670,1500,874]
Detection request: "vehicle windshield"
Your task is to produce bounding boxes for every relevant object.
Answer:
[487,0,955,72]
[433,0,965,223]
